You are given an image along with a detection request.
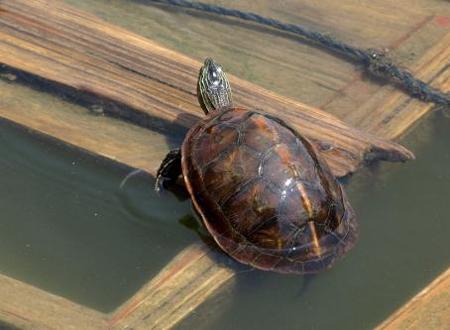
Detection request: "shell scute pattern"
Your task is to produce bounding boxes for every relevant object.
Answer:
[182,107,357,273]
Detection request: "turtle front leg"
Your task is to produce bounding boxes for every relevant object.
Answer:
[155,148,182,193]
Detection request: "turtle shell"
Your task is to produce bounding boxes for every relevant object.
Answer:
[181,107,358,274]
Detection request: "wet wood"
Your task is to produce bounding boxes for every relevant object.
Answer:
[109,243,234,330]
[376,267,450,330]
[0,273,107,329]
[0,80,170,176]
[0,0,413,180]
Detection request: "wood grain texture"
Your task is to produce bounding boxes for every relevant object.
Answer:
[0,0,413,180]
[0,273,107,330]
[348,30,450,140]
[62,0,450,109]
[0,80,169,175]
[376,267,450,330]
[65,0,449,143]
[109,243,234,330]
[322,19,450,137]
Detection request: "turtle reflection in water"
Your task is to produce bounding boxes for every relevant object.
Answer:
[156,58,357,274]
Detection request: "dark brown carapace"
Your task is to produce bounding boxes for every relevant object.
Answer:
[182,107,358,274]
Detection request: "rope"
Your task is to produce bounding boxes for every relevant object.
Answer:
[148,0,450,107]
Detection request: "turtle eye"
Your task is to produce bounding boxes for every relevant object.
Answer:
[208,65,223,87]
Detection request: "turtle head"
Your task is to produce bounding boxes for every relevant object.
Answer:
[197,58,233,115]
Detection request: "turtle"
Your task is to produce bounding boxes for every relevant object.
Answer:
[155,58,358,274]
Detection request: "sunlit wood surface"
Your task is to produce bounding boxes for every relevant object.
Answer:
[0,0,413,178]
[0,273,107,329]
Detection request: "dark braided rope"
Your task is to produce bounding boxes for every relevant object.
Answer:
[148,0,450,107]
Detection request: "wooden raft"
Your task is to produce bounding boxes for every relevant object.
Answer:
[0,0,449,329]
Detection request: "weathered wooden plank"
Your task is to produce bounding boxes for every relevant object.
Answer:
[348,31,450,140]
[0,79,169,176]
[324,27,450,139]
[62,0,450,109]
[0,273,107,330]
[50,0,450,143]
[109,243,233,330]
[376,267,450,330]
[0,0,413,180]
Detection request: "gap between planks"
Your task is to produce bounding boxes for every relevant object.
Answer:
[0,243,231,330]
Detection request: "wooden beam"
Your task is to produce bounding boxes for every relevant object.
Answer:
[109,243,233,330]
[0,0,412,179]
[376,267,450,330]
[0,80,170,176]
[0,273,107,330]
[345,31,450,140]
[63,0,449,109]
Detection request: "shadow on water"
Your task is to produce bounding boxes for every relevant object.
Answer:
[0,64,193,150]
[0,321,20,330]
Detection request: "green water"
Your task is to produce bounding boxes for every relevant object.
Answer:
[0,120,195,312]
[0,109,449,327]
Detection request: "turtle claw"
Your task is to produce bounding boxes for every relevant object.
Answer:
[155,148,182,195]
[154,175,167,194]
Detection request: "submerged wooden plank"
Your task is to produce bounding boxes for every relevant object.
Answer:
[0,0,413,180]
[0,80,169,175]
[109,243,233,330]
[376,267,450,330]
[0,273,107,329]
[0,81,235,330]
